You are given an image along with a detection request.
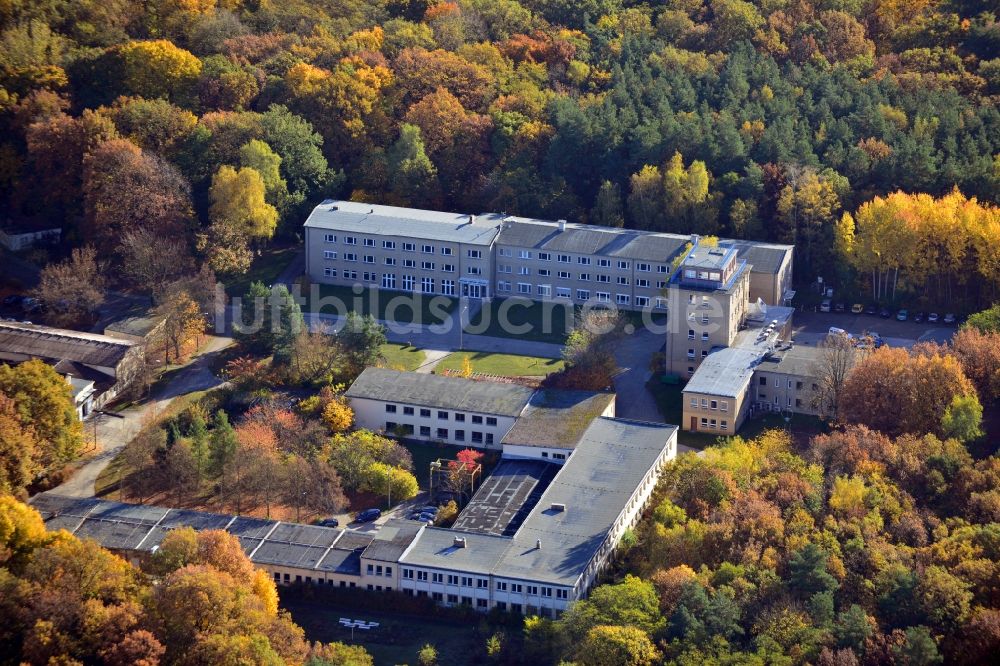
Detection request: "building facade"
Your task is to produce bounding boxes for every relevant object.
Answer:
[303,201,793,314]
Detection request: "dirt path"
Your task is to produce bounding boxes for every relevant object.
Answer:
[44,336,233,499]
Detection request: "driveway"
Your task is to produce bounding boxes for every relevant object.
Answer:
[45,335,233,498]
[613,326,666,422]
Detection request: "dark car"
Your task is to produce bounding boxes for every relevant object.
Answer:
[420,506,438,515]
[913,312,925,323]
[2,294,24,307]
[316,517,339,528]
[834,302,846,313]
[864,304,878,315]
[879,307,891,318]
[353,508,381,523]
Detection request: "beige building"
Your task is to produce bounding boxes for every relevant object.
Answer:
[680,347,757,433]
[751,344,824,416]
[663,243,751,377]
[302,201,793,314]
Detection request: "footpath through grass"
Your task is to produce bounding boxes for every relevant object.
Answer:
[435,351,564,376]
[225,245,299,297]
[379,343,426,372]
[305,284,455,325]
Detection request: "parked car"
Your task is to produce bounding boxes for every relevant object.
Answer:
[819,299,832,312]
[927,312,939,323]
[851,303,864,314]
[864,304,878,315]
[943,313,957,324]
[879,307,891,318]
[834,302,846,313]
[353,508,381,523]
[21,297,42,313]
[896,309,908,321]
[420,506,438,515]
[316,517,339,528]
[913,312,925,323]
[2,294,24,308]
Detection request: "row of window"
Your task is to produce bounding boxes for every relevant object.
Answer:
[758,376,815,391]
[683,268,724,281]
[699,418,729,430]
[401,569,569,600]
[497,248,666,273]
[365,564,393,577]
[493,282,666,308]
[689,397,730,412]
[387,422,495,444]
[384,404,497,425]
[323,254,484,277]
[323,234,483,259]
[497,267,662,288]
[758,394,806,409]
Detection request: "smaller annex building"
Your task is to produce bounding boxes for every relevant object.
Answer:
[0,321,144,416]
[345,367,540,448]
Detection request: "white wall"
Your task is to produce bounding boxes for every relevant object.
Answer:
[349,396,516,449]
[500,444,572,463]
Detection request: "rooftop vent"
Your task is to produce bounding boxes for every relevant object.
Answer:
[468,214,476,225]
[551,502,566,512]
[536,539,542,549]
[690,233,699,245]
[557,219,567,231]
[453,537,467,549]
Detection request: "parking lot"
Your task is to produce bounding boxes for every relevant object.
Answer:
[790,310,957,349]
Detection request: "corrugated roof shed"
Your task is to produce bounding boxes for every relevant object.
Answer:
[346,367,536,417]
[303,200,503,246]
[0,322,134,369]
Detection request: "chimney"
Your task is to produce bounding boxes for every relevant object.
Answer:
[557,219,567,231]
[468,214,475,225]
[535,539,542,549]
[453,536,467,549]
[690,233,699,245]
[550,502,566,512]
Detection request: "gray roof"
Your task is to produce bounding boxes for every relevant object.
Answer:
[501,390,616,449]
[496,417,676,586]
[756,343,825,377]
[452,459,557,536]
[361,519,425,562]
[682,347,760,398]
[722,240,793,275]
[303,200,502,246]
[0,322,135,369]
[402,417,676,587]
[498,218,689,263]
[682,246,737,271]
[104,314,165,340]
[398,527,512,576]
[346,368,536,417]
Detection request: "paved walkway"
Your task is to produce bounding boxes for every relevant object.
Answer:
[414,349,450,374]
[611,326,666,422]
[46,336,233,498]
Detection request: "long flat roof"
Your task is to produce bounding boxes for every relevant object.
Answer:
[452,459,557,536]
[303,200,503,246]
[345,368,536,417]
[402,417,677,586]
[494,417,675,585]
[497,218,690,263]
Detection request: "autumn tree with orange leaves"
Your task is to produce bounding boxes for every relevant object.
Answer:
[838,344,981,440]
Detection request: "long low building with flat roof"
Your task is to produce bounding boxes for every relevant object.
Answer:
[30,415,677,617]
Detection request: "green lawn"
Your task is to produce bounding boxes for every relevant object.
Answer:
[225,244,300,297]
[304,284,455,325]
[435,351,564,377]
[379,343,426,372]
[465,297,573,344]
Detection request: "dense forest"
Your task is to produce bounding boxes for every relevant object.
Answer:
[1,0,999,297]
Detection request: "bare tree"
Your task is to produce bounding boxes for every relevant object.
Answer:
[811,334,863,420]
[118,228,195,304]
[34,246,106,327]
